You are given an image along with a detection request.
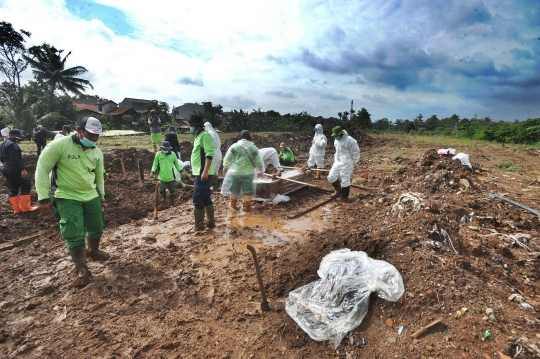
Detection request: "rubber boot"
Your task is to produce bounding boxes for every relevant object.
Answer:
[161,192,167,204]
[315,171,321,180]
[230,198,237,209]
[19,195,38,213]
[205,205,216,228]
[69,248,90,288]
[8,196,22,214]
[87,238,110,261]
[244,195,252,212]
[331,180,341,194]
[169,194,175,207]
[192,209,205,232]
[211,175,219,189]
[338,186,350,201]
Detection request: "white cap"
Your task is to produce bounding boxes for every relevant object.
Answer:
[80,117,103,134]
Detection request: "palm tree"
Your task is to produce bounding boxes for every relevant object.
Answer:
[337,112,342,120]
[343,111,349,121]
[25,43,93,114]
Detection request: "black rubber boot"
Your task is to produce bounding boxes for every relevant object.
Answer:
[331,180,341,193]
[192,209,205,232]
[69,248,90,288]
[205,205,216,228]
[170,194,175,207]
[161,192,167,204]
[341,186,350,200]
[87,238,110,261]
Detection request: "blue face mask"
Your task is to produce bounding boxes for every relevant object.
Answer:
[189,127,195,134]
[80,135,96,147]
[335,136,341,141]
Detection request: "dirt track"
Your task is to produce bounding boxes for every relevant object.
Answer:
[1,133,539,358]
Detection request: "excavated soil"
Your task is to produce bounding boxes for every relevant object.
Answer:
[1,133,540,358]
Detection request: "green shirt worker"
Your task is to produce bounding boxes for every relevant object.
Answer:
[151,141,183,206]
[189,115,215,232]
[148,110,162,152]
[279,142,295,166]
[35,117,108,288]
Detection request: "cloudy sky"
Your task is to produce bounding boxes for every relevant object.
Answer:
[2,0,540,121]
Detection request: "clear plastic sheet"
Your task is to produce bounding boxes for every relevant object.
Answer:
[452,153,472,168]
[221,139,264,199]
[285,249,405,349]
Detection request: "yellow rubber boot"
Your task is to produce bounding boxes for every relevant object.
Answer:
[315,171,321,180]
[9,196,22,214]
[243,195,252,212]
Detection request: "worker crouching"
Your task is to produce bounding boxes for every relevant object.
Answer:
[150,141,183,207]
[327,126,360,201]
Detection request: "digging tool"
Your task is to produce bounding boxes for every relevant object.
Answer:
[287,194,339,219]
[262,173,333,193]
[138,160,145,180]
[120,158,126,180]
[246,244,270,311]
[153,181,160,219]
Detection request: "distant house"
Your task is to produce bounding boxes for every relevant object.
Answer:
[106,107,141,128]
[97,100,117,114]
[172,103,205,120]
[118,98,152,113]
[317,116,341,128]
[74,103,100,118]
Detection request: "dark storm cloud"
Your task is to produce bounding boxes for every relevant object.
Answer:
[266,90,297,99]
[175,77,204,87]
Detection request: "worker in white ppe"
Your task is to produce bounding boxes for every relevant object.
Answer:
[307,124,327,179]
[258,148,283,172]
[203,122,222,188]
[327,126,360,200]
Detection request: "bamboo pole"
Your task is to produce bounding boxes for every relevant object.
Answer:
[153,181,160,219]
[281,165,331,172]
[349,184,379,191]
[120,158,126,180]
[262,173,333,193]
[287,195,338,219]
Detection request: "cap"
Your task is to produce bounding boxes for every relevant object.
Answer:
[331,126,344,137]
[79,117,103,134]
[280,142,286,148]
[168,126,175,132]
[9,129,24,140]
[240,130,251,140]
[159,141,172,150]
[188,115,204,127]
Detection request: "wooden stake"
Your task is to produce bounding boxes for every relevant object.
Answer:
[349,184,379,191]
[153,181,160,219]
[410,318,443,339]
[120,158,126,180]
[0,234,41,251]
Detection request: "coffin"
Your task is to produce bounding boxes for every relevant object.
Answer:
[254,170,313,200]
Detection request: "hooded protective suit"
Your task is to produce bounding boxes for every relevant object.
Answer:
[204,122,222,173]
[308,124,327,169]
[327,131,360,187]
[258,148,283,171]
[221,139,264,199]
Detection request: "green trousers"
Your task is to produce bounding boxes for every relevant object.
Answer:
[56,197,104,251]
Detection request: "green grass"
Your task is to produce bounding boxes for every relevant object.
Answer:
[496,161,516,171]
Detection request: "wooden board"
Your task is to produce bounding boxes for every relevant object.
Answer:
[254,170,313,200]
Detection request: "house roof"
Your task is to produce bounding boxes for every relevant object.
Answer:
[74,103,99,111]
[97,100,117,105]
[106,107,138,115]
[123,98,152,103]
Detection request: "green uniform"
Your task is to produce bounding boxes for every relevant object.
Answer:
[151,151,182,194]
[190,130,214,176]
[35,135,105,250]
[279,147,295,165]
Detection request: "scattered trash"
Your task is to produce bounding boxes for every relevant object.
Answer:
[452,153,473,169]
[390,192,425,219]
[271,194,290,204]
[483,330,490,341]
[437,148,456,156]
[459,178,470,190]
[486,192,540,217]
[398,326,404,335]
[429,224,459,255]
[285,249,405,349]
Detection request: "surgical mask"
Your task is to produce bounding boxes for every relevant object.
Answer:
[189,127,195,134]
[37,125,42,129]
[80,135,96,148]
[8,125,13,129]
[335,136,341,141]
[161,150,169,154]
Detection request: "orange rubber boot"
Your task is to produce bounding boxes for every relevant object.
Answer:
[230,198,237,209]
[9,196,22,214]
[243,196,252,212]
[19,195,38,213]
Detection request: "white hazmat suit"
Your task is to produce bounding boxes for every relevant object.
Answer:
[204,122,222,173]
[327,130,360,187]
[258,148,283,171]
[307,124,327,169]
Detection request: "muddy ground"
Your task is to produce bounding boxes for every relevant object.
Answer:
[1,133,539,358]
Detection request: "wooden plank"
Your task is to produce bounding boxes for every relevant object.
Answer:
[0,234,41,251]
[410,319,443,339]
[287,195,338,219]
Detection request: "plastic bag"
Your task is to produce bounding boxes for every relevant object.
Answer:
[452,153,472,169]
[172,159,184,183]
[285,249,405,349]
[271,194,290,204]
[221,139,264,198]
